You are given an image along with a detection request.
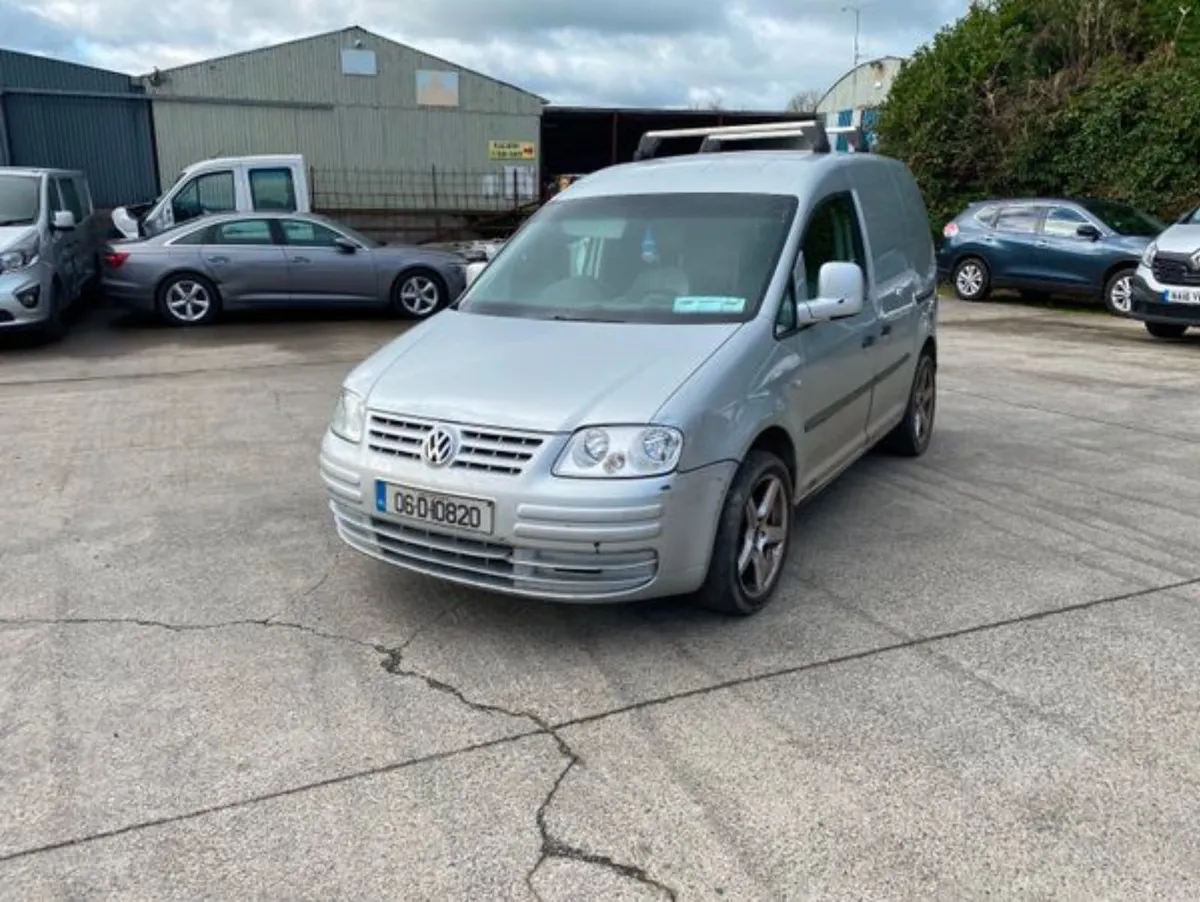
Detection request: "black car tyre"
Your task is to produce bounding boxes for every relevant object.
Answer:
[879,351,937,457]
[1145,321,1188,339]
[1103,267,1136,317]
[692,449,794,617]
[952,257,991,301]
[393,269,447,319]
[157,272,221,326]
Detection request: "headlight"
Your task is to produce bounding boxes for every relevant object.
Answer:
[0,242,38,273]
[329,388,366,443]
[1142,241,1157,267]
[553,425,684,478]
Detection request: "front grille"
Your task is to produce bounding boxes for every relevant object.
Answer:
[330,501,657,598]
[366,412,545,476]
[1151,256,1200,286]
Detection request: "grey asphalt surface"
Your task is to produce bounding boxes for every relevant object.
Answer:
[2,298,1199,900]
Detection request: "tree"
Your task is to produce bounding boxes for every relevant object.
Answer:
[876,0,1200,230]
[786,89,823,113]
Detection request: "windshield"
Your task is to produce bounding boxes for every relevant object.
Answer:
[0,174,41,226]
[1080,200,1164,236]
[457,192,798,324]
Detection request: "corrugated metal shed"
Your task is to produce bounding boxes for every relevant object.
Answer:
[144,26,545,212]
[0,49,159,208]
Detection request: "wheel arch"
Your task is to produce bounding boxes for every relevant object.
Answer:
[1100,258,1138,291]
[744,425,797,493]
[155,268,219,300]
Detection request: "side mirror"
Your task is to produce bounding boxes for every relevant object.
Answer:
[805,261,865,321]
[1076,223,1101,240]
[52,210,76,231]
[334,236,357,253]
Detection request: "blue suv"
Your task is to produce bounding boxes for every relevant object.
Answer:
[936,198,1165,314]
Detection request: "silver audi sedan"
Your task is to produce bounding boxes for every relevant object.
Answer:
[101,211,468,326]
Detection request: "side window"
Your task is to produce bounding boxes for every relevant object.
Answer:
[74,177,94,218]
[170,225,211,246]
[280,219,345,247]
[249,168,297,211]
[211,219,275,246]
[974,205,1000,228]
[56,177,84,221]
[799,192,867,300]
[172,171,235,223]
[46,177,62,214]
[994,205,1041,234]
[1043,206,1089,238]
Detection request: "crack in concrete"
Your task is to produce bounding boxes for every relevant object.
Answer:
[378,646,678,901]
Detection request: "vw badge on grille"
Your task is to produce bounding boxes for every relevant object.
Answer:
[1190,249,1200,270]
[422,426,457,467]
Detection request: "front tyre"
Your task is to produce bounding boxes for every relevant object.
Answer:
[879,351,937,457]
[1103,267,1136,317]
[393,269,447,319]
[692,449,794,616]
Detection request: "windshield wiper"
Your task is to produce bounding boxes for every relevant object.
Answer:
[548,314,621,323]
[0,217,32,226]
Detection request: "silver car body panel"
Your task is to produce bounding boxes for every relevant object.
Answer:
[322,150,938,602]
[0,168,100,330]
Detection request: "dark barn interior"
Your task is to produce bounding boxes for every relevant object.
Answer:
[541,106,815,179]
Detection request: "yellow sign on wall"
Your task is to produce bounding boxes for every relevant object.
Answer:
[489,140,537,161]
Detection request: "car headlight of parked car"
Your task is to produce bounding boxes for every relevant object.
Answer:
[0,239,38,274]
[553,425,684,478]
[1142,241,1157,267]
[329,388,366,444]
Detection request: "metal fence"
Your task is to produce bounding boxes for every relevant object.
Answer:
[311,166,540,214]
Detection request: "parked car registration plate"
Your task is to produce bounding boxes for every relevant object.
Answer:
[1162,287,1200,304]
[375,481,494,535]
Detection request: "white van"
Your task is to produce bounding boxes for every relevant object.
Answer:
[112,154,311,240]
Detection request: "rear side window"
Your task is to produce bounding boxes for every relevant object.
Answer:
[212,219,275,245]
[973,205,1000,227]
[249,168,297,211]
[994,206,1041,234]
[170,225,211,245]
[74,177,94,218]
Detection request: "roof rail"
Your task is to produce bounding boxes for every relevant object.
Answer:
[633,120,870,161]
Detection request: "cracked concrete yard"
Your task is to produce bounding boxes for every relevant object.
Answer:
[1,301,1199,899]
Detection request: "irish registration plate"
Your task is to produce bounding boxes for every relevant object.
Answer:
[1162,287,1200,304]
[375,481,494,535]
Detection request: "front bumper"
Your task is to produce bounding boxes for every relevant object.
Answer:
[0,269,50,329]
[1129,267,1200,326]
[319,425,736,603]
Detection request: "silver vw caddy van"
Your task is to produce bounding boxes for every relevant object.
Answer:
[320,123,938,616]
[0,167,100,339]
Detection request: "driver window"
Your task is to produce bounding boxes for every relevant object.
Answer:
[172,171,235,224]
[798,193,867,300]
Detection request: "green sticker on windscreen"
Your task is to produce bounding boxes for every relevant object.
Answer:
[673,296,747,314]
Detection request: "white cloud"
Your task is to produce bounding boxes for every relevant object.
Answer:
[7,0,973,107]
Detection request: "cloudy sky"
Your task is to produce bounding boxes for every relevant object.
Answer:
[7,0,971,108]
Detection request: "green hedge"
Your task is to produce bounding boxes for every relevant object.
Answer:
[876,0,1200,230]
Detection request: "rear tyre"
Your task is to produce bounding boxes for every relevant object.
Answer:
[393,269,447,319]
[692,450,794,617]
[952,257,991,301]
[1103,267,1136,317]
[879,351,937,457]
[1145,321,1188,340]
[157,273,220,326]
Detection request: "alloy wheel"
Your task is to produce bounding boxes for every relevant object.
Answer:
[955,262,984,298]
[398,275,442,317]
[912,358,936,447]
[165,280,212,323]
[736,473,789,599]
[1108,275,1133,315]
